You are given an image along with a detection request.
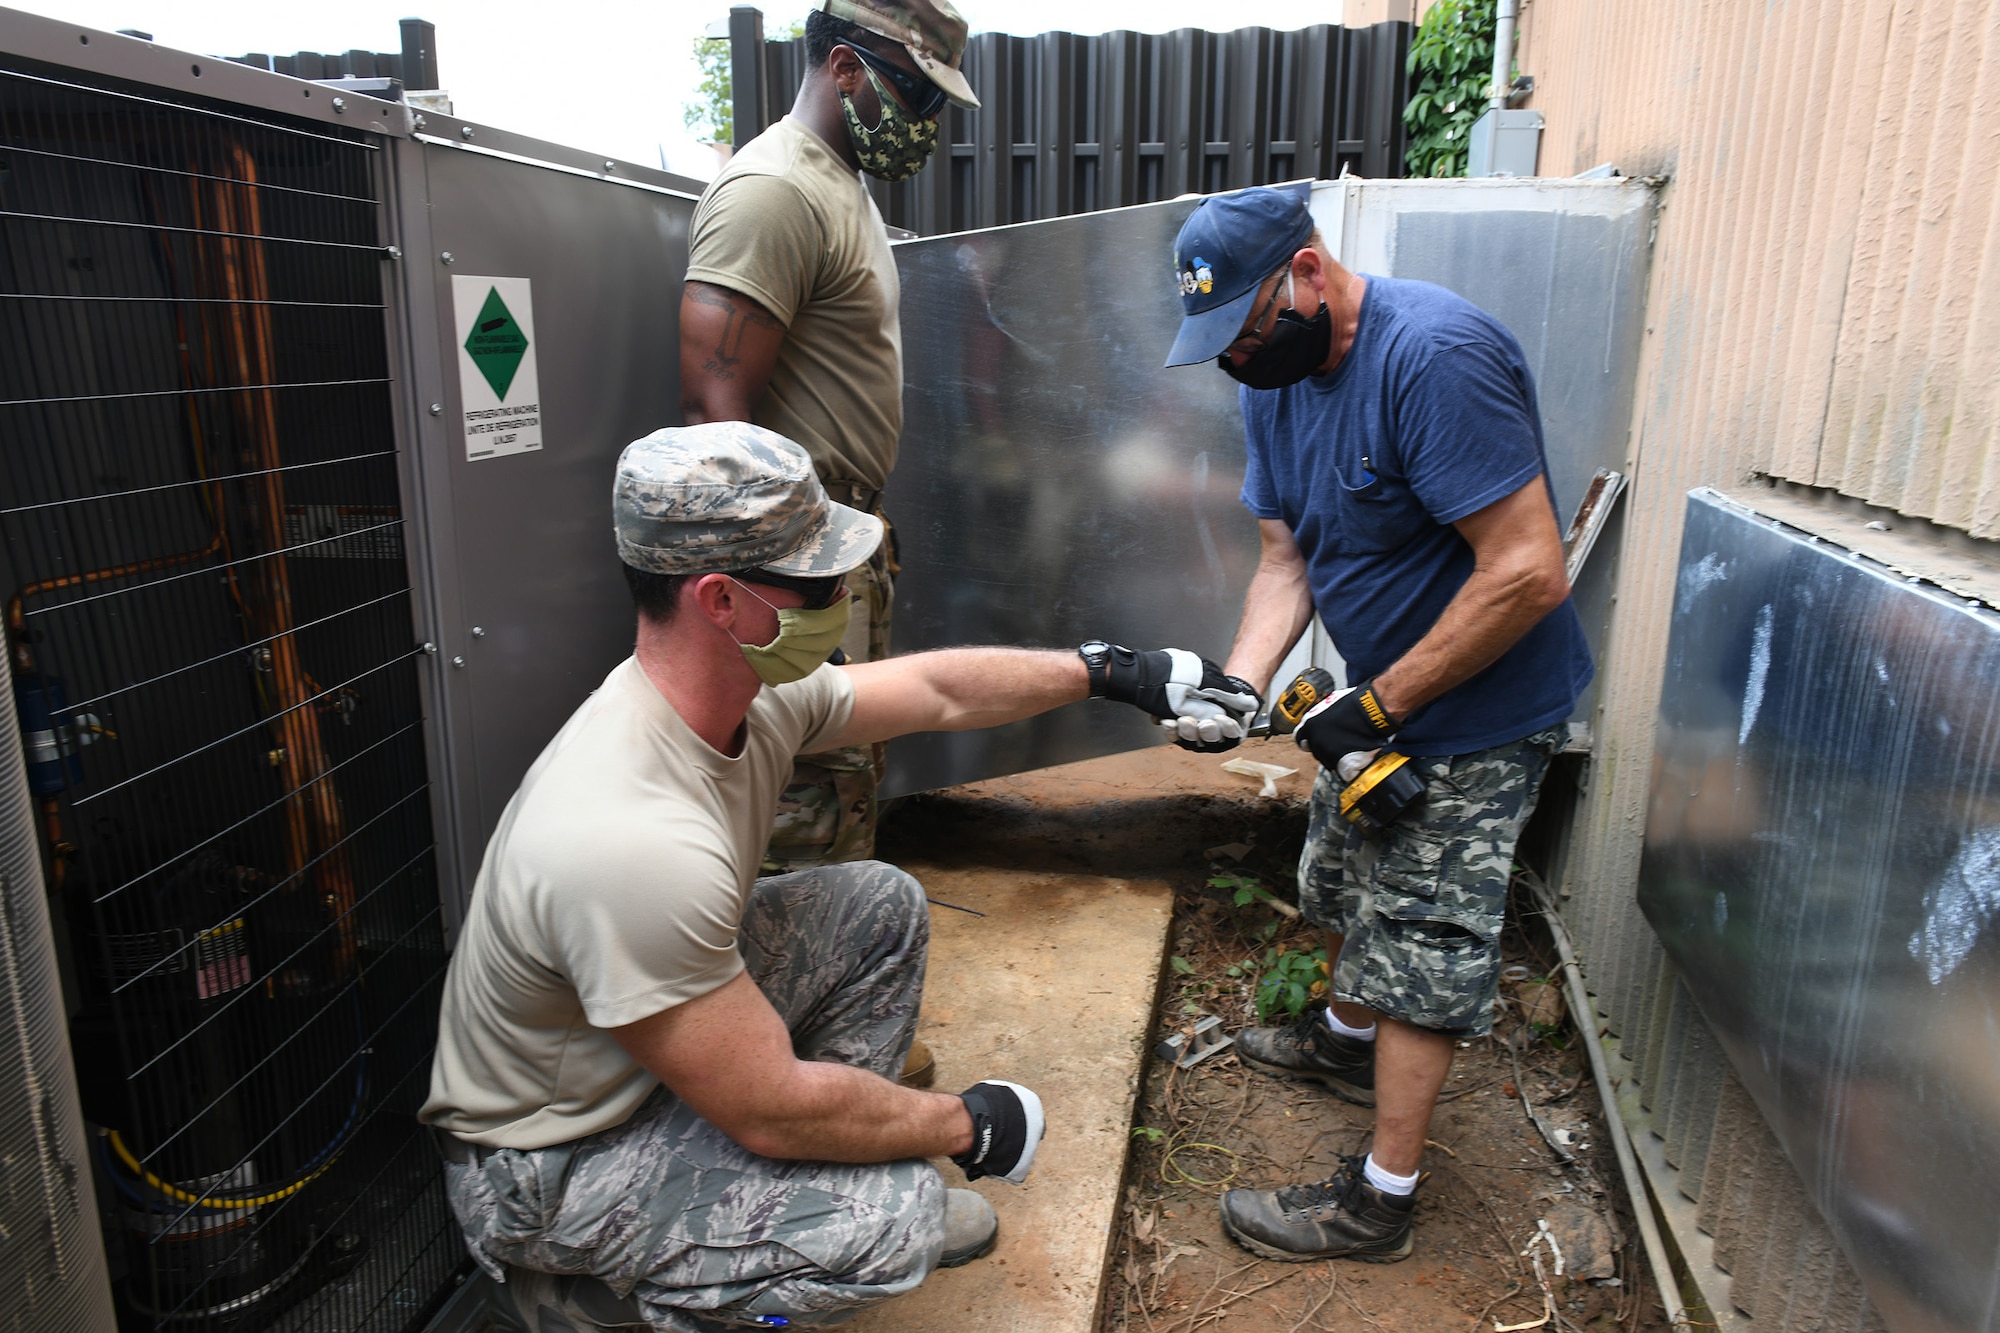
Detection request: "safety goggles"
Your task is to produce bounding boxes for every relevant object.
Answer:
[738,569,849,611]
[848,44,949,121]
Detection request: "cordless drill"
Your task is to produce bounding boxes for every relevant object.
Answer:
[1263,667,1425,836]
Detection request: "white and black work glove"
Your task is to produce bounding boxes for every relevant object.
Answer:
[951,1080,1046,1185]
[1293,680,1399,771]
[1080,642,1262,754]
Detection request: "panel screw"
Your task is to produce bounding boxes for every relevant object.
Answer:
[429,402,443,415]
[604,160,615,172]
[331,96,346,113]
[470,626,486,638]
[421,641,437,654]
[268,748,287,767]
[440,251,453,264]
[451,656,466,668]
[461,125,475,140]
[414,113,428,129]
[333,1233,363,1255]
[383,244,402,260]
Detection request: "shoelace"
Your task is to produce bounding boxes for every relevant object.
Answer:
[1274,1153,1369,1215]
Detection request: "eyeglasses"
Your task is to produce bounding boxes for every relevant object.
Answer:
[736,572,849,612]
[847,43,949,120]
[1219,268,1290,366]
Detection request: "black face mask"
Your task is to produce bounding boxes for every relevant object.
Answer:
[1219,285,1333,391]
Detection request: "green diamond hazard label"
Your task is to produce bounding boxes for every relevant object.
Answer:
[452,275,542,461]
[464,286,528,398]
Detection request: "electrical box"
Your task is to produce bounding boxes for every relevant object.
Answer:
[1468,108,1545,177]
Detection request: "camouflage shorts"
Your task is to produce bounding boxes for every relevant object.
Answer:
[765,538,895,872]
[441,862,941,1331]
[1298,730,1559,1036]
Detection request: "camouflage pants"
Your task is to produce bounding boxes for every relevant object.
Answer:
[1297,731,1559,1036]
[765,533,894,872]
[442,862,941,1331]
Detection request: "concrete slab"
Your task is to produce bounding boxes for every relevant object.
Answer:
[848,742,1316,1333]
[844,861,1171,1333]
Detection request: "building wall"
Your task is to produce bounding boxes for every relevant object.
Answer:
[1515,1,2000,1325]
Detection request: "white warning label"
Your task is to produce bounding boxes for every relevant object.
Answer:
[452,275,543,461]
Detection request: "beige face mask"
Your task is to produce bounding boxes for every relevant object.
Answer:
[731,579,852,685]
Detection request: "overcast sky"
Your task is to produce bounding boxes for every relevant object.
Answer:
[6,1,1342,178]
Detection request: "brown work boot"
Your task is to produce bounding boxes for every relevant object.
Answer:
[899,1036,936,1088]
[1219,1154,1416,1262]
[1233,1006,1375,1105]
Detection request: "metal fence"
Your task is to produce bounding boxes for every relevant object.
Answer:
[224,17,439,91]
[730,10,1412,236]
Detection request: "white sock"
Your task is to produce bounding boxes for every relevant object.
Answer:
[1362,1153,1419,1196]
[1322,1008,1377,1042]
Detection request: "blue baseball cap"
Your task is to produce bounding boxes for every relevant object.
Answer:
[1163,182,1315,368]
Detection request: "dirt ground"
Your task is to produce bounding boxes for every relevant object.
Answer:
[881,741,1671,1333]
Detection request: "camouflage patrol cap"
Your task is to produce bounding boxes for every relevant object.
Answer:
[613,423,883,577]
[816,0,981,110]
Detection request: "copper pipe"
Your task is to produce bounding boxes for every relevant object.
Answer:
[6,539,226,676]
[201,144,358,979]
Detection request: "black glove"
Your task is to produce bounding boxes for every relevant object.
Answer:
[1082,642,1262,753]
[951,1080,1045,1185]
[1293,680,1399,770]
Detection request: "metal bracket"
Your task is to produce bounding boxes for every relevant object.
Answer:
[1154,1015,1234,1069]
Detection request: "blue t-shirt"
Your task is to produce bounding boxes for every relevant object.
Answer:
[1240,276,1593,755]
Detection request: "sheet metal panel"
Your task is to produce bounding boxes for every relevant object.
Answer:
[885,179,1654,795]
[882,198,1259,796]
[389,138,697,921]
[1640,489,2000,1332]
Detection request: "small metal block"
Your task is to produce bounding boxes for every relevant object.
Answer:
[1154,1015,1233,1069]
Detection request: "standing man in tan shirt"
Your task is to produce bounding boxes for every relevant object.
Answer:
[679,0,977,883]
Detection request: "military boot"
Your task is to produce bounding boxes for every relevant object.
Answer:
[1219,1155,1416,1262]
[1233,1006,1376,1105]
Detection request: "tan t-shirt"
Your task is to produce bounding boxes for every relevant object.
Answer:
[686,116,903,492]
[420,657,853,1149]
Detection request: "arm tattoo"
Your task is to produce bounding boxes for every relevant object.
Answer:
[688,283,783,382]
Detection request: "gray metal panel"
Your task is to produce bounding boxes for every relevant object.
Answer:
[0,662,115,1331]
[882,197,1257,796]
[395,140,696,916]
[1641,488,2000,1331]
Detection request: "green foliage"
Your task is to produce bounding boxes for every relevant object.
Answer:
[684,21,808,146]
[1209,873,1277,910]
[1253,943,1327,1021]
[1169,954,1196,976]
[1402,0,1499,178]
[684,38,732,144]
[1131,1125,1167,1144]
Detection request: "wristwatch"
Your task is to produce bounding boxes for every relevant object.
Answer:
[1077,640,1113,698]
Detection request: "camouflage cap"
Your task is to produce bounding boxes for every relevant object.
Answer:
[613,423,883,577]
[816,0,981,110]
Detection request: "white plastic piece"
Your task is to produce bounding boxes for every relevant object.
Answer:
[1220,757,1297,797]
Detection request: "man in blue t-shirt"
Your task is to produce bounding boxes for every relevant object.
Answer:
[1163,183,1593,1264]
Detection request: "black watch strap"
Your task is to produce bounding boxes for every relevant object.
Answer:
[1077,640,1113,698]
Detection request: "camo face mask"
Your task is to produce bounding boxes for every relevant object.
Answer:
[840,64,941,183]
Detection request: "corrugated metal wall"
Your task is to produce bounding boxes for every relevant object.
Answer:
[1516,1,2000,1326]
[738,22,1410,236]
